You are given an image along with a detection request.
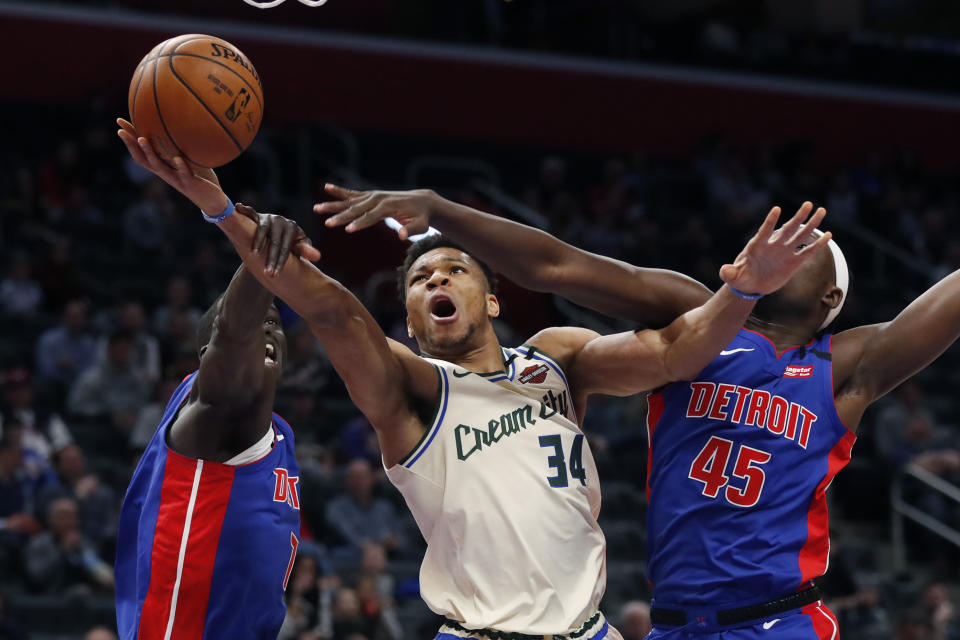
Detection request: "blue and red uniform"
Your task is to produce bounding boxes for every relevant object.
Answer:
[645,329,856,639]
[115,372,301,640]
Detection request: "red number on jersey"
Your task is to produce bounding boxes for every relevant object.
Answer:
[688,436,733,498]
[282,532,299,590]
[689,436,772,507]
[725,445,772,507]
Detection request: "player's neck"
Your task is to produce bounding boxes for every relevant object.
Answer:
[744,316,817,353]
[425,328,505,374]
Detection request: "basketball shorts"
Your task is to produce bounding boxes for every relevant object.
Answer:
[644,603,839,640]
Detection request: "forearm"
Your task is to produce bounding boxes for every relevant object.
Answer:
[571,286,753,397]
[660,286,755,381]
[217,213,415,426]
[215,265,274,342]
[218,213,353,327]
[859,268,960,398]
[426,193,711,325]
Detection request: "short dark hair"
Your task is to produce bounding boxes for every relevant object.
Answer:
[196,294,225,356]
[396,235,497,304]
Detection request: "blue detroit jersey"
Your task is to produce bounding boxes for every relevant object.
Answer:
[645,329,856,608]
[115,372,301,640]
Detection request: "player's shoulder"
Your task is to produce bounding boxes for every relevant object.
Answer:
[524,326,601,371]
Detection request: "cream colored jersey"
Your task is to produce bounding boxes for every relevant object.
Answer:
[385,345,605,635]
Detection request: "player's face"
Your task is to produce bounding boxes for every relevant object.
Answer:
[263,304,287,375]
[754,232,838,323]
[404,248,498,354]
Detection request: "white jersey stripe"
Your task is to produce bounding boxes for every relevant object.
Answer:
[163,459,204,640]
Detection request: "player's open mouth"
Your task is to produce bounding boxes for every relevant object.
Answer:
[265,342,278,365]
[430,296,459,324]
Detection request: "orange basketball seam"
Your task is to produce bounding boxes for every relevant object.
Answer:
[130,61,147,120]
[137,35,211,70]
[151,57,196,166]
[165,54,245,156]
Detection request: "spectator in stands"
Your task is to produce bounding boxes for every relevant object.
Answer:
[618,601,652,640]
[68,330,151,436]
[129,378,180,450]
[35,298,97,392]
[874,381,957,471]
[279,554,321,640]
[95,299,161,385]
[38,444,117,555]
[354,543,403,640]
[896,609,936,640]
[328,588,374,639]
[0,252,43,317]
[85,626,119,640]
[920,581,960,640]
[325,460,402,561]
[0,591,28,640]
[152,274,202,337]
[2,367,73,460]
[157,307,200,370]
[123,178,175,257]
[24,496,113,594]
[278,322,330,397]
[34,236,88,313]
[0,421,42,581]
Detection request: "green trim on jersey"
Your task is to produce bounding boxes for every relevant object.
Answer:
[521,344,564,371]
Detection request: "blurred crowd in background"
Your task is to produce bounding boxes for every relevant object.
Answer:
[1,97,959,640]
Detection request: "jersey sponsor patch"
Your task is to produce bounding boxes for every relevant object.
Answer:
[784,365,814,378]
[518,364,549,385]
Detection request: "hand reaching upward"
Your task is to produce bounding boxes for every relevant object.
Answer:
[315,184,435,240]
[720,202,830,296]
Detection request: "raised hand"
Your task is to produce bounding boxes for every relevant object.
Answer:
[236,204,321,275]
[720,202,831,295]
[314,184,435,241]
[116,117,228,214]
[118,118,320,274]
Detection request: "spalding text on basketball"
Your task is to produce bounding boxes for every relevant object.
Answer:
[209,43,262,87]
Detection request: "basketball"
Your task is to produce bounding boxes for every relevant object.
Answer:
[128,34,263,169]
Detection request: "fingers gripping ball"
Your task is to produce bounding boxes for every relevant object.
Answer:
[128,34,263,169]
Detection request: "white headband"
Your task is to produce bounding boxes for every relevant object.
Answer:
[813,230,849,330]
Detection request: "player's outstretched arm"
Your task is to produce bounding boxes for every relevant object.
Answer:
[316,185,712,328]
[117,119,437,465]
[194,264,274,405]
[569,204,831,397]
[218,208,438,466]
[834,267,960,426]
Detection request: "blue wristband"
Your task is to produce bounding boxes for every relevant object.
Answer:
[728,285,764,300]
[201,200,235,224]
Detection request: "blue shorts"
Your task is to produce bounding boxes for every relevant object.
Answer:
[645,603,839,639]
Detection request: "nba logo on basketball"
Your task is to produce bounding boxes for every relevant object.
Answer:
[273,468,301,509]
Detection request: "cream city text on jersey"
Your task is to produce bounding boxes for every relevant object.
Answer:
[455,401,560,461]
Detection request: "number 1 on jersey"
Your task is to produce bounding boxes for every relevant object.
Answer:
[282,532,299,590]
[688,436,771,507]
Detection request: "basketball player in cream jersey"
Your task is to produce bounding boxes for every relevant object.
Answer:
[117,127,831,639]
